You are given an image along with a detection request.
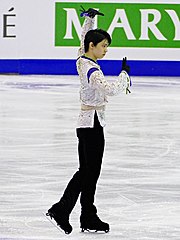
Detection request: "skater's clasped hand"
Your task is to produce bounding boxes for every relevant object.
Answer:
[80,6,104,18]
[121,57,130,74]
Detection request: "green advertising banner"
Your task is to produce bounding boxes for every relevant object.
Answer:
[55,2,180,48]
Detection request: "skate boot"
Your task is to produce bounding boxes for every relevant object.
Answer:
[46,203,72,234]
[80,213,109,233]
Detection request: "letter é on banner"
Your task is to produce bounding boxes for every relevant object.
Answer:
[63,8,98,40]
[3,7,16,38]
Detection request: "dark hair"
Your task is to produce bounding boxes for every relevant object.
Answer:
[84,29,111,53]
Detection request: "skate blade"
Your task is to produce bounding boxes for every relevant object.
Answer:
[81,227,109,234]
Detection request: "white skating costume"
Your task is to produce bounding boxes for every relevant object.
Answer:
[76,17,130,128]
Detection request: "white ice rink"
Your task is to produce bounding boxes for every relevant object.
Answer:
[0,74,180,240]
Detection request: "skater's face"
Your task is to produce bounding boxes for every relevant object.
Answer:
[89,39,109,61]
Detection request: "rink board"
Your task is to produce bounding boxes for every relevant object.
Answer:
[0,0,180,76]
[0,59,180,76]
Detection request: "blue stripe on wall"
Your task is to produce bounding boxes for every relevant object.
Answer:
[0,59,179,76]
[0,60,20,74]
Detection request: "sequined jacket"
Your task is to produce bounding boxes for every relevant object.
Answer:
[76,17,130,128]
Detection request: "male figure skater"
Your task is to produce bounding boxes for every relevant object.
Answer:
[46,7,131,234]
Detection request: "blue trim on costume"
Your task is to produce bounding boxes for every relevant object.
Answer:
[87,67,99,82]
[0,59,180,76]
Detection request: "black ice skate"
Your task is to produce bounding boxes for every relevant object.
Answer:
[46,203,72,234]
[80,214,109,233]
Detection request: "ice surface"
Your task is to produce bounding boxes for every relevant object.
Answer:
[0,74,180,240]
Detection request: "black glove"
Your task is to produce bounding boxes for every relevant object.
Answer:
[80,6,104,18]
[121,57,130,74]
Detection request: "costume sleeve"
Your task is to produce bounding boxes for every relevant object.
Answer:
[90,70,130,96]
[78,17,95,57]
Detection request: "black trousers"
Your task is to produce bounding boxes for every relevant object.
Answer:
[59,112,105,216]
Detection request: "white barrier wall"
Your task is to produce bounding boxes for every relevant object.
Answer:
[0,0,180,76]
